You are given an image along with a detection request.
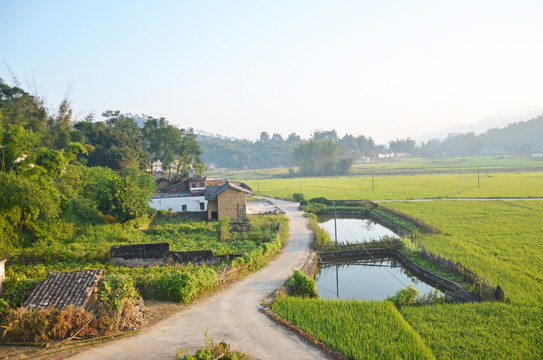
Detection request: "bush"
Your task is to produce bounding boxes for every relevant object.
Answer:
[217,217,231,242]
[99,275,140,314]
[285,270,319,298]
[292,193,305,202]
[308,197,332,205]
[177,331,254,360]
[301,203,326,214]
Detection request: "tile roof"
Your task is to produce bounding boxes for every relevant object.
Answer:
[23,270,104,310]
[204,181,252,200]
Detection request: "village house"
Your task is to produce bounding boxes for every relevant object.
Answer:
[149,176,252,221]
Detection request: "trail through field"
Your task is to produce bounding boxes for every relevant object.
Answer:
[70,200,326,360]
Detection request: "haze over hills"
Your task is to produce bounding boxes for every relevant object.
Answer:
[416,107,543,142]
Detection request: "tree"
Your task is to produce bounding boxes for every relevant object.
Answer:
[287,132,301,143]
[293,139,351,176]
[271,133,283,142]
[141,116,205,179]
[388,138,417,154]
[95,173,152,222]
[312,130,338,142]
[74,111,148,171]
[259,131,270,142]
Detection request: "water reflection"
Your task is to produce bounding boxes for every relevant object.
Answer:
[315,256,437,301]
[317,215,399,244]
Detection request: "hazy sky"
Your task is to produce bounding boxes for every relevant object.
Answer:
[2,0,543,143]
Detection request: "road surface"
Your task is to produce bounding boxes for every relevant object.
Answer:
[70,200,326,360]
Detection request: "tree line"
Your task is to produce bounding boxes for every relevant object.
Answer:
[198,129,381,170]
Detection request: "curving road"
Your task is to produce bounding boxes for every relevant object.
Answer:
[70,200,327,360]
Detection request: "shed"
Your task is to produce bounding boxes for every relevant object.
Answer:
[23,270,104,311]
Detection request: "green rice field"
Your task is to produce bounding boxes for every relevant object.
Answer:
[246,171,543,200]
[272,297,435,360]
[264,172,542,359]
[386,200,543,305]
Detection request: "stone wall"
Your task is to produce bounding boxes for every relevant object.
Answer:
[110,243,242,267]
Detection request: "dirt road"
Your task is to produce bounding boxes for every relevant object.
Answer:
[70,200,326,360]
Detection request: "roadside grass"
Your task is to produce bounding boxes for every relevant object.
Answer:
[400,302,543,360]
[244,172,543,200]
[272,297,435,360]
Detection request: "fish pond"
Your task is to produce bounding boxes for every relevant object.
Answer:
[315,256,439,301]
[317,214,399,244]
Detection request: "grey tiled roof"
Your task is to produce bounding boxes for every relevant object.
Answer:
[204,181,252,200]
[23,270,104,310]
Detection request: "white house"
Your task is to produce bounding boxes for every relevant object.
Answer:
[149,193,207,212]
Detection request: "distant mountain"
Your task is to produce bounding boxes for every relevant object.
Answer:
[417,108,543,142]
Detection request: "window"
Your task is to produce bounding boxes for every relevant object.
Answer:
[182,205,187,212]
[191,183,196,188]
[199,202,205,210]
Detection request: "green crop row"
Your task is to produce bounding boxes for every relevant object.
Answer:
[272,297,435,360]
[401,302,543,359]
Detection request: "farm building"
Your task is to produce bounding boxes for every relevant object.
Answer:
[205,182,252,220]
[149,177,252,221]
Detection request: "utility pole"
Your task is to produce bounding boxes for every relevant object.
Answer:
[336,264,339,299]
[334,209,338,246]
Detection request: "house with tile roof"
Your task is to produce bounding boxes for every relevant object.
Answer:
[149,177,252,221]
[23,269,104,311]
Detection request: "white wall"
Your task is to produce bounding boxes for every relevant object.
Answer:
[149,196,207,212]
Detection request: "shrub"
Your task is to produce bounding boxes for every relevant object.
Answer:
[308,196,331,205]
[217,217,231,242]
[285,270,318,298]
[177,331,254,360]
[99,275,140,314]
[301,203,326,214]
[292,193,305,202]
[387,286,419,307]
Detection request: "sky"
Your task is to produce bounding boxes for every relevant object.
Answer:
[2,0,543,144]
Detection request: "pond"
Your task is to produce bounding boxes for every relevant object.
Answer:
[317,214,399,244]
[315,256,438,301]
